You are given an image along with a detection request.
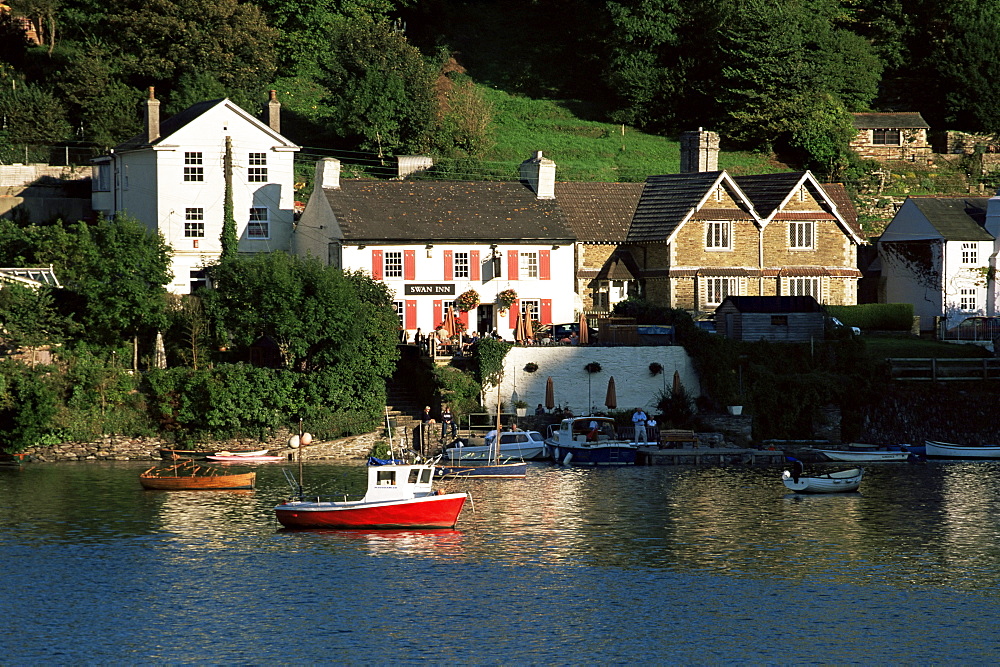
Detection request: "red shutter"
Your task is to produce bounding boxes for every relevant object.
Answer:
[509,300,519,328]
[539,249,551,280]
[444,250,453,281]
[470,250,480,281]
[507,250,519,281]
[540,299,552,325]
[405,300,417,330]
[433,300,443,328]
[457,310,469,328]
[403,250,415,280]
[372,250,383,280]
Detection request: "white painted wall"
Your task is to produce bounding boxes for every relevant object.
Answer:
[487,345,700,416]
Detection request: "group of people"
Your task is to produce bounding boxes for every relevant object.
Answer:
[631,407,658,445]
[421,403,458,442]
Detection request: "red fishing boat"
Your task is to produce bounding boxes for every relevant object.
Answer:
[274,460,468,529]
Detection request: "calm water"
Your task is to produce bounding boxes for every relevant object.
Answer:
[2,459,1000,664]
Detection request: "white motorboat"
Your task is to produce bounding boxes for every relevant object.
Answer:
[814,447,911,462]
[782,466,863,493]
[924,440,1000,459]
[444,430,547,461]
[545,416,637,466]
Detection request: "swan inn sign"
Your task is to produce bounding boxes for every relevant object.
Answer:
[404,284,456,295]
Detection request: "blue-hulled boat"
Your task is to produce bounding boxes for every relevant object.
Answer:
[545,416,637,466]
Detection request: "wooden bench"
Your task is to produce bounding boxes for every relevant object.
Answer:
[659,429,698,449]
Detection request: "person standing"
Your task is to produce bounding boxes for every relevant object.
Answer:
[632,407,649,445]
[419,405,435,453]
[440,403,457,441]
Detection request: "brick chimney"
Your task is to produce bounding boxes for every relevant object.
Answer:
[267,90,281,133]
[145,87,160,144]
[520,151,556,199]
[316,158,341,190]
[679,128,720,173]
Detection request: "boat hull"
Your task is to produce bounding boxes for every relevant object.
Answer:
[207,454,285,462]
[548,443,637,466]
[815,449,910,462]
[444,444,547,461]
[436,462,528,478]
[275,493,467,529]
[140,472,256,490]
[924,440,1000,459]
[159,448,212,461]
[782,468,863,493]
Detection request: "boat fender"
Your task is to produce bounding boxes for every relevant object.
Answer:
[562,452,573,465]
[436,489,445,496]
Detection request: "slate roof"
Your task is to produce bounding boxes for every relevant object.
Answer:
[719,295,824,313]
[555,182,644,243]
[325,180,575,243]
[907,197,993,241]
[820,182,863,238]
[114,99,224,151]
[851,112,930,129]
[733,172,806,218]
[626,171,728,243]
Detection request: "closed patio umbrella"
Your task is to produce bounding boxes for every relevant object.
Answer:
[443,306,458,337]
[513,309,527,344]
[605,375,617,410]
[523,310,534,341]
[672,370,682,395]
[577,312,589,344]
[545,376,555,410]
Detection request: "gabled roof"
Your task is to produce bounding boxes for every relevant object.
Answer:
[820,183,863,239]
[733,172,807,218]
[851,112,930,129]
[113,98,298,152]
[555,182,644,244]
[627,171,752,243]
[324,180,575,243]
[718,295,824,313]
[905,197,993,241]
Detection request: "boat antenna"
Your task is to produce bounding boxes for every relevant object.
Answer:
[385,406,396,461]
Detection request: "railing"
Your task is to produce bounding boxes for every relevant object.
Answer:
[888,358,1000,381]
[938,318,1000,342]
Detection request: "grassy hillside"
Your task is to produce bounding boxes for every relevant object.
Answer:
[478,88,781,182]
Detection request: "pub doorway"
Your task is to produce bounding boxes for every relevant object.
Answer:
[477,304,494,333]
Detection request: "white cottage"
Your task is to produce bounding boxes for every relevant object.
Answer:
[91,89,300,294]
[295,153,579,338]
[878,196,995,330]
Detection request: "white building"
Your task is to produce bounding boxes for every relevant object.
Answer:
[295,153,579,337]
[878,196,994,330]
[92,88,300,294]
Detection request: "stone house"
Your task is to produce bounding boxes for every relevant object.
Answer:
[714,295,826,342]
[878,195,995,330]
[625,163,864,316]
[849,112,932,162]
[91,88,300,294]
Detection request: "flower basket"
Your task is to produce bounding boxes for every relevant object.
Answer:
[496,288,518,311]
[456,289,480,312]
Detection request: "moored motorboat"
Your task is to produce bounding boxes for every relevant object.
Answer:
[924,440,1000,459]
[139,461,256,490]
[274,459,468,529]
[444,430,547,461]
[782,465,863,493]
[545,416,637,466]
[207,453,285,462]
[814,447,911,462]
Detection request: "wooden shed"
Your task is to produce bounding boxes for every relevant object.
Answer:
[714,296,825,342]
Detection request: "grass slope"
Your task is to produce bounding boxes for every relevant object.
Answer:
[476,88,783,183]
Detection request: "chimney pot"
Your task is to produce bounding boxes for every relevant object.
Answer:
[145,86,160,144]
[267,90,281,133]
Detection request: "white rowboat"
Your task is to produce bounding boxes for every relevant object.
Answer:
[814,448,910,462]
[782,467,863,493]
[924,440,1000,459]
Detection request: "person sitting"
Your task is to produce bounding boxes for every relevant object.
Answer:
[587,419,599,441]
[535,403,545,416]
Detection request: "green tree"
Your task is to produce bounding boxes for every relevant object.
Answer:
[0,81,71,159]
[0,283,66,349]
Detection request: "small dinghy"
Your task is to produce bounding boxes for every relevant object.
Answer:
[140,461,256,490]
[782,459,863,493]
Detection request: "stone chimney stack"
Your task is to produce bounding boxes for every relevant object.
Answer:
[316,158,341,190]
[679,128,720,173]
[267,90,281,133]
[145,87,160,144]
[519,151,556,199]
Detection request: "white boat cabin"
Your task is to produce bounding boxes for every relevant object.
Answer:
[366,464,436,501]
[551,417,621,443]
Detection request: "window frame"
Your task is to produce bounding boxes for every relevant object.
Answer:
[184,152,204,182]
[384,251,403,278]
[788,220,815,250]
[962,242,978,265]
[872,128,901,145]
[248,152,268,183]
[788,277,821,299]
[393,301,405,327]
[520,298,540,323]
[247,207,270,239]
[519,252,538,279]
[704,277,736,307]
[960,288,978,311]
[705,220,732,251]
[454,251,470,279]
[184,208,205,238]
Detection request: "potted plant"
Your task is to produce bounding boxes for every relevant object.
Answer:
[496,288,518,314]
[648,362,663,376]
[523,362,539,373]
[514,399,529,417]
[456,289,480,312]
